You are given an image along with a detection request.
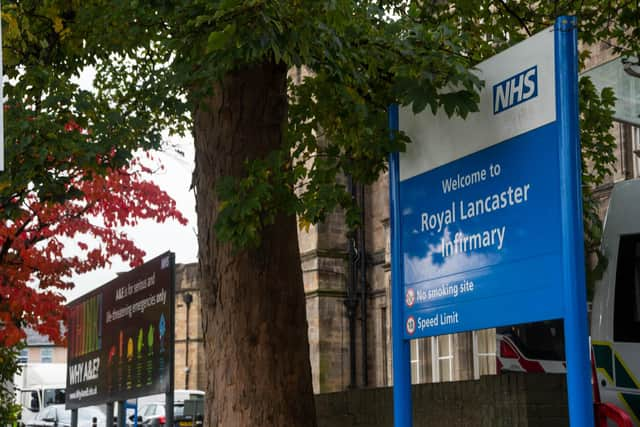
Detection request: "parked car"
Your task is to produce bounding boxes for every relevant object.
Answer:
[132,402,204,427]
[134,402,167,426]
[25,404,106,427]
[130,391,204,427]
[173,399,204,427]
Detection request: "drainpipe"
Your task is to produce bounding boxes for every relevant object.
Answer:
[183,292,193,389]
[359,183,368,386]
[345,175,358,388]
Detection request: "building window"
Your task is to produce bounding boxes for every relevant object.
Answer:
[614,233,640,342]
[410,338,432,384]
[412,332,485,384]
[620,123,640,180]
[18,348,28,364]
[632,125,640,178]
[40,348,53,363]
[433,334,454,382]
[410,339,423,383]
[473,329,497,379]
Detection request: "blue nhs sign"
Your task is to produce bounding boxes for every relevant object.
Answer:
[493,66,538,114]
[392,18,595,427]
[398,26,560,339]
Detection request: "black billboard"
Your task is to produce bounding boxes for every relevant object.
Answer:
[65,252,175,409]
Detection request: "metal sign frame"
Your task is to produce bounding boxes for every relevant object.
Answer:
[389,16,593,427]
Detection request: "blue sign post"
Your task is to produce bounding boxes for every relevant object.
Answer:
[389,104,413,427]
[389,16,593,426]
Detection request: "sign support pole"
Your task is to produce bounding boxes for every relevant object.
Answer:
[389,104,413,427]
[555,15,595,427]
[117,400,125,427]
[106,402,114,427]
[166,254,176,427]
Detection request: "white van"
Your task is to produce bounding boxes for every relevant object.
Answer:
[14,363,66,426]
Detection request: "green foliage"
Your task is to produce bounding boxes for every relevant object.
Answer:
[199,0,630,293]
[0,345,22,425]
[215,150,300,248]
[579,78,617,297]
[1,1,183,217]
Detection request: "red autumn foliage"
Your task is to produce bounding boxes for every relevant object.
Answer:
[0,157,188,347]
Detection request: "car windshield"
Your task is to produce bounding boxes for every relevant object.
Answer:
[43,389,66,406]
[58,407,71,425]
[140,404,157,417]
[139,403,184,417]
[174,404,184,417]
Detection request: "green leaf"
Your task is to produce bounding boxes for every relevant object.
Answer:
[207,24,236,53]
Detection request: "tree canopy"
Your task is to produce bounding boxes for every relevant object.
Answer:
[3,1,632,261]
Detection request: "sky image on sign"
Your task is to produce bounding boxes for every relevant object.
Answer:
[398,28,563,339]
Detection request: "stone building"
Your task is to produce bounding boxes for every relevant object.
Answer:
[173,263,206,391]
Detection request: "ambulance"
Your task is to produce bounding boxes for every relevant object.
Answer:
[592,178,640,425]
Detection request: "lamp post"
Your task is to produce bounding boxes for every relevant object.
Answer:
[183,292,193,389]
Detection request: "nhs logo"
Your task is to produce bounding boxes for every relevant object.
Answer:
[493,66,538,114]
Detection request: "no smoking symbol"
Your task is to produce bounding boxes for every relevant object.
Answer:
[405,288,415,307]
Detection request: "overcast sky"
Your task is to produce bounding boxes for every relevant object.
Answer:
[64,140,198,302]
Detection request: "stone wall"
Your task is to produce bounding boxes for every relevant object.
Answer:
[315,373,568,427]
[299,208,352,393]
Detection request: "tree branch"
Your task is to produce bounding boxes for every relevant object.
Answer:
[497,0,532,36]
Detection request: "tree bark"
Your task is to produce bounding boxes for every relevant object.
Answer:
[193,61,317,427]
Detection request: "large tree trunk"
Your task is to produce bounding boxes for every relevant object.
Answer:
[193,61,317,427]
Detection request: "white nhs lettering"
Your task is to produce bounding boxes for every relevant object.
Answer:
[493,66,538,114]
